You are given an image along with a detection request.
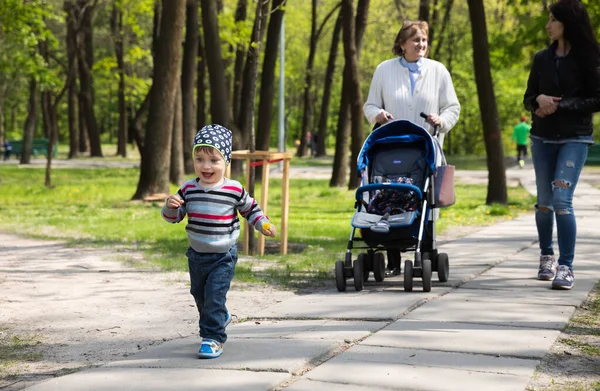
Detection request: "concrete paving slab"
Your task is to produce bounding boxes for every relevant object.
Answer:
[305,345,537,391]
[362,319,559,358]
[24,367,290,391]
[226,319,387,341]
[285,379,391,391]
[443,286,586,307]
[402,295,575,329]
[461,262,599,294]
[253,289,439,320]
[106,336,343,374]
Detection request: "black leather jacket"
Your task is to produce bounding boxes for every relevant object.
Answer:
[523,42,600,139]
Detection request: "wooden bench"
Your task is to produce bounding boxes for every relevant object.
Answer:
[586,143,600,166]
[9,139,58,158]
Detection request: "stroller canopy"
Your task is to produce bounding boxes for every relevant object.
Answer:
[356,120,438,177]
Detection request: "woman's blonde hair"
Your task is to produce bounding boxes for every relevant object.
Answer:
[392,20,429,57]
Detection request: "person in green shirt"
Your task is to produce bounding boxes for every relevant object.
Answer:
[512,116,531,168]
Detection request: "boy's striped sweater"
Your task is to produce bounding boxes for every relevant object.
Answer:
[161,177,269,254]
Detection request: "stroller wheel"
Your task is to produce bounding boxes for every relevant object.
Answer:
[403,260,413,292]
[373,252,385,282]
[335,260,347,292]
[353,256,365,291]
[422,259,432,292]
[436,253,449,282]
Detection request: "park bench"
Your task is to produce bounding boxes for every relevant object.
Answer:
[8,139,57,159]
[586,143,600,166]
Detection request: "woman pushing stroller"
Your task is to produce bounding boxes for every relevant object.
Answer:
[363,20,460,273]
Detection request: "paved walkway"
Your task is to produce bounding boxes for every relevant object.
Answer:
[19,167,600,390]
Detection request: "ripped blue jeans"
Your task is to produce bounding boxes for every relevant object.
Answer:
[530,138,588,270]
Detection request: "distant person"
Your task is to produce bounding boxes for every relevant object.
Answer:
[3,140,12,161]
[162,124,276,358]
[523,0,600,290]
[512,116,531,168]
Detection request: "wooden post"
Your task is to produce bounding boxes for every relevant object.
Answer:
[280,157,290,254]
[227,150,293,256]
[258,158,270,255]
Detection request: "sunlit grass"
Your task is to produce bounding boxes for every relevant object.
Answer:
[0,165,535,287]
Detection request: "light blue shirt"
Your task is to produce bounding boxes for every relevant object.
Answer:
[400,57,424,95]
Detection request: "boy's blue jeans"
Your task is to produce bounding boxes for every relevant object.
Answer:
[186,245,237,343]
[530,138,588,270]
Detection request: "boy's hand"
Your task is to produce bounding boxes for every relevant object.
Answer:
[166,195,184,210]
[262,223,277,237]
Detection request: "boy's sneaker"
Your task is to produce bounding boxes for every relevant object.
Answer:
[198,339,223,359]
[552,265,574,290]
[537,255,558,280]
[224,311,232,328]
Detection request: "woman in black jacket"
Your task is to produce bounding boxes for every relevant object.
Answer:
[523,0,600,290]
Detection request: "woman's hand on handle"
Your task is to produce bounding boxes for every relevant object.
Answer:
[375,111,394,125]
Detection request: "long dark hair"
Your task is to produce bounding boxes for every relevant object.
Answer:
[550,0,600,78]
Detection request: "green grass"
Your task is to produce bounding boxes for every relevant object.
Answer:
[0,330,43,380]
[0,165,535,288]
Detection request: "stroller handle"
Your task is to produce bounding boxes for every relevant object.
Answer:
[420,112,439,138]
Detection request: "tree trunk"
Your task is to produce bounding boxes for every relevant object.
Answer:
[196,27,207,130]
[256,0,285,152]
[171,85,185,185]
[241,0,267,255]
[237,0,270,152]
[133,0,186,200]
[296,0,318,158]
[200,0,230,128]
[21,79,38,165]
[111,3,127,158]
[467,0,507,204]
[330,0,369,187]
[182,0,198,174]
[76,0,102,157]
[341,0,364,190]
[65,0,79,159]
[231,0,248,123]
[316,11,342,157]
[432,0,455,60]
[419,0,430,21]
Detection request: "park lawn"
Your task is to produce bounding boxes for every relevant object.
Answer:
[0,166,534,287]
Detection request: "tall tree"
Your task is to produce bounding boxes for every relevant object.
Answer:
[330,0,369,187]
[256,0,285,152]
[182,0,198,174]
[65,0,79,159]
[133,0,186,200]
[467,0,507,204]
[419,0,430,21]
[315,10,342,157]
[237,0,270,152]
[341,0,363,190]
[171,85,184,185]
[75,0,102,157]
[231,0,248,123]
[111,1,127,158]
[200,0,230,128]
[20,79,38,165]
[296,2,340,158]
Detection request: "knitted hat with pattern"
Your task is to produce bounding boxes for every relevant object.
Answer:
[192,124,233,165]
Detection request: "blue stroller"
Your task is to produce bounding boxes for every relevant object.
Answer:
[334,118,450,292]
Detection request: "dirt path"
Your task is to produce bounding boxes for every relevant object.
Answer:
[0,232,295,390]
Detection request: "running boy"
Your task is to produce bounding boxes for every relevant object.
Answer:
[162,124,276,359]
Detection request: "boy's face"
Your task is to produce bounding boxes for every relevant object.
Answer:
[194,148,226,186]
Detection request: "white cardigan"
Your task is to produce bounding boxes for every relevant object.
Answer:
[363,57,461,147]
